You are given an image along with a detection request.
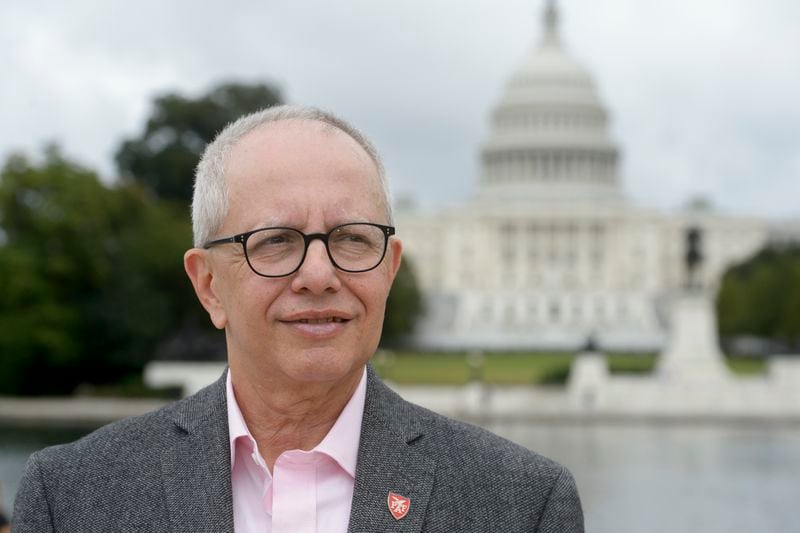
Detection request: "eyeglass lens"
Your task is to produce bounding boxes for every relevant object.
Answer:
[245,223,387,276]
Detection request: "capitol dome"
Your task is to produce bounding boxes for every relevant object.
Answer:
[479,0,623,205]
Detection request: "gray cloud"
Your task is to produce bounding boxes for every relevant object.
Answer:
[1,0,798,218]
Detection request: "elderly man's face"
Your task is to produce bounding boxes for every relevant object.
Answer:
[192,119,401,387]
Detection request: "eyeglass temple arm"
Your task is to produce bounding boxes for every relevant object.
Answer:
[202,235,241,249]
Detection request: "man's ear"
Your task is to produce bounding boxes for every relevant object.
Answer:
[184,248,228,329]
[387,237,403,283]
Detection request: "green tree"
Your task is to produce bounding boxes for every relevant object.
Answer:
[0,147,196,395]
[381,256,424,347]
[717,245,800,349]
[115,82,282,202]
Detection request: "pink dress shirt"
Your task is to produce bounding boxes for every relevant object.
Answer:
[226,367,366,533]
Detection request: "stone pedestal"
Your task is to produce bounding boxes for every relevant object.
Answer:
[656,291,730,384]
[568,351,609,410]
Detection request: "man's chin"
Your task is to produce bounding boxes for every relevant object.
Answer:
[282,349,366,385]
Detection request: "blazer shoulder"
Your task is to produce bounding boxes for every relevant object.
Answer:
[14,377,229,531]
[412,401,566,478]
[366,371,568,482]
[383,395,584,531]
[33,372,225,471]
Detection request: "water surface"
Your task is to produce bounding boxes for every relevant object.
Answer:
[490,422,800,533]
[2,423,799,532]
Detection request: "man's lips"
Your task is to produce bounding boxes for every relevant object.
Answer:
[279,310,354,337]
[293,317,347,324]
[280,310,354,323]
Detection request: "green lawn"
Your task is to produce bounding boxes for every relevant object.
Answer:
[372,351,766,385]
[725,356,768,375]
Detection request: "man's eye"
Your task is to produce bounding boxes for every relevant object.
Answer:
[249,231,299,255]
[264,235,290,245]
[341,233,369,244]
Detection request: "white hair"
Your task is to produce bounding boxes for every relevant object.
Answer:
[191,104,392,247]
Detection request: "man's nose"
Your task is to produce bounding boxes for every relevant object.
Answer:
[290,239,341,294]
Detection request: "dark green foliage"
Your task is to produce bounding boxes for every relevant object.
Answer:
[115,82,282,202]
[381,257,424,346]
[0,81,428,395]
[0,148,198,395]
[717,245,800,348]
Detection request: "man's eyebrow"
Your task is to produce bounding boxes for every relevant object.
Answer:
[252,216,291,229]
[249,217,380,232]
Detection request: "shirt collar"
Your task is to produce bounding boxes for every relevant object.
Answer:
[226,366,367,477]
[312,366,366,477]
[226,370,256,470]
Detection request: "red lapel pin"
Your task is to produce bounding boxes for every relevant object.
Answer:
[387,492,410,520]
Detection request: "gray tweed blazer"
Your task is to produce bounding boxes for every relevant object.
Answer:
[12,366,583,532]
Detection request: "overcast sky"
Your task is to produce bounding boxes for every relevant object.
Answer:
[2,0,798,219]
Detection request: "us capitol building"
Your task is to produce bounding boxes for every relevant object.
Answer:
[396,1,767,351]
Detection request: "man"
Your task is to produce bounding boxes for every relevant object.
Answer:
[13,105,584,532]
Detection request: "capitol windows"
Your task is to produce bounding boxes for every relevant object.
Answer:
[461,243,474,260]
[526,301,538,322]
[590,224,605,246]
[600,153,614,179]
[503,303,516,326]
[460,244,474,285]
[593,298,606,323]
[532,153,542,177]
[499,222,517,263]
[595,154,605,178]
[618,299,629,320]
[566,249,579,267]
[564,299,580,325]
[516,151,528,181]
[556,152,564,179]
[565,225,578,264]
[549,300,561,323]
[524,152,534,179]
[542,152,552,179]
[591,248,604,267]
[527,245,539,264]
[493,154,502,182]
[526,225,539,263]
[494,152,504,181]
[582,152,593,180]
[571,300,583,322]
[500,222,516,237]
[507,152,517,180]
[479,302,493,324]
[566,154,576,179]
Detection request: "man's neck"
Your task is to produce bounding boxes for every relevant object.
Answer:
[229,365,364,469]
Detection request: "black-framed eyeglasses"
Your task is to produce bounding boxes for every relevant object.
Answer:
[203,222,396,278]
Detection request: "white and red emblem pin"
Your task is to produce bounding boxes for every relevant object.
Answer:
[387,492,410,520]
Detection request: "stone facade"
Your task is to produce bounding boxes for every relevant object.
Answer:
[397,2,767,350]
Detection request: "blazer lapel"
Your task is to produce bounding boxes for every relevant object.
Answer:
[160,371,235,533]
[348,367,436,533]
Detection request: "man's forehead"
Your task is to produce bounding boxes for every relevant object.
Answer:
[231,118,363,159]
[226,118,380,190]
[218,116,389,228]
